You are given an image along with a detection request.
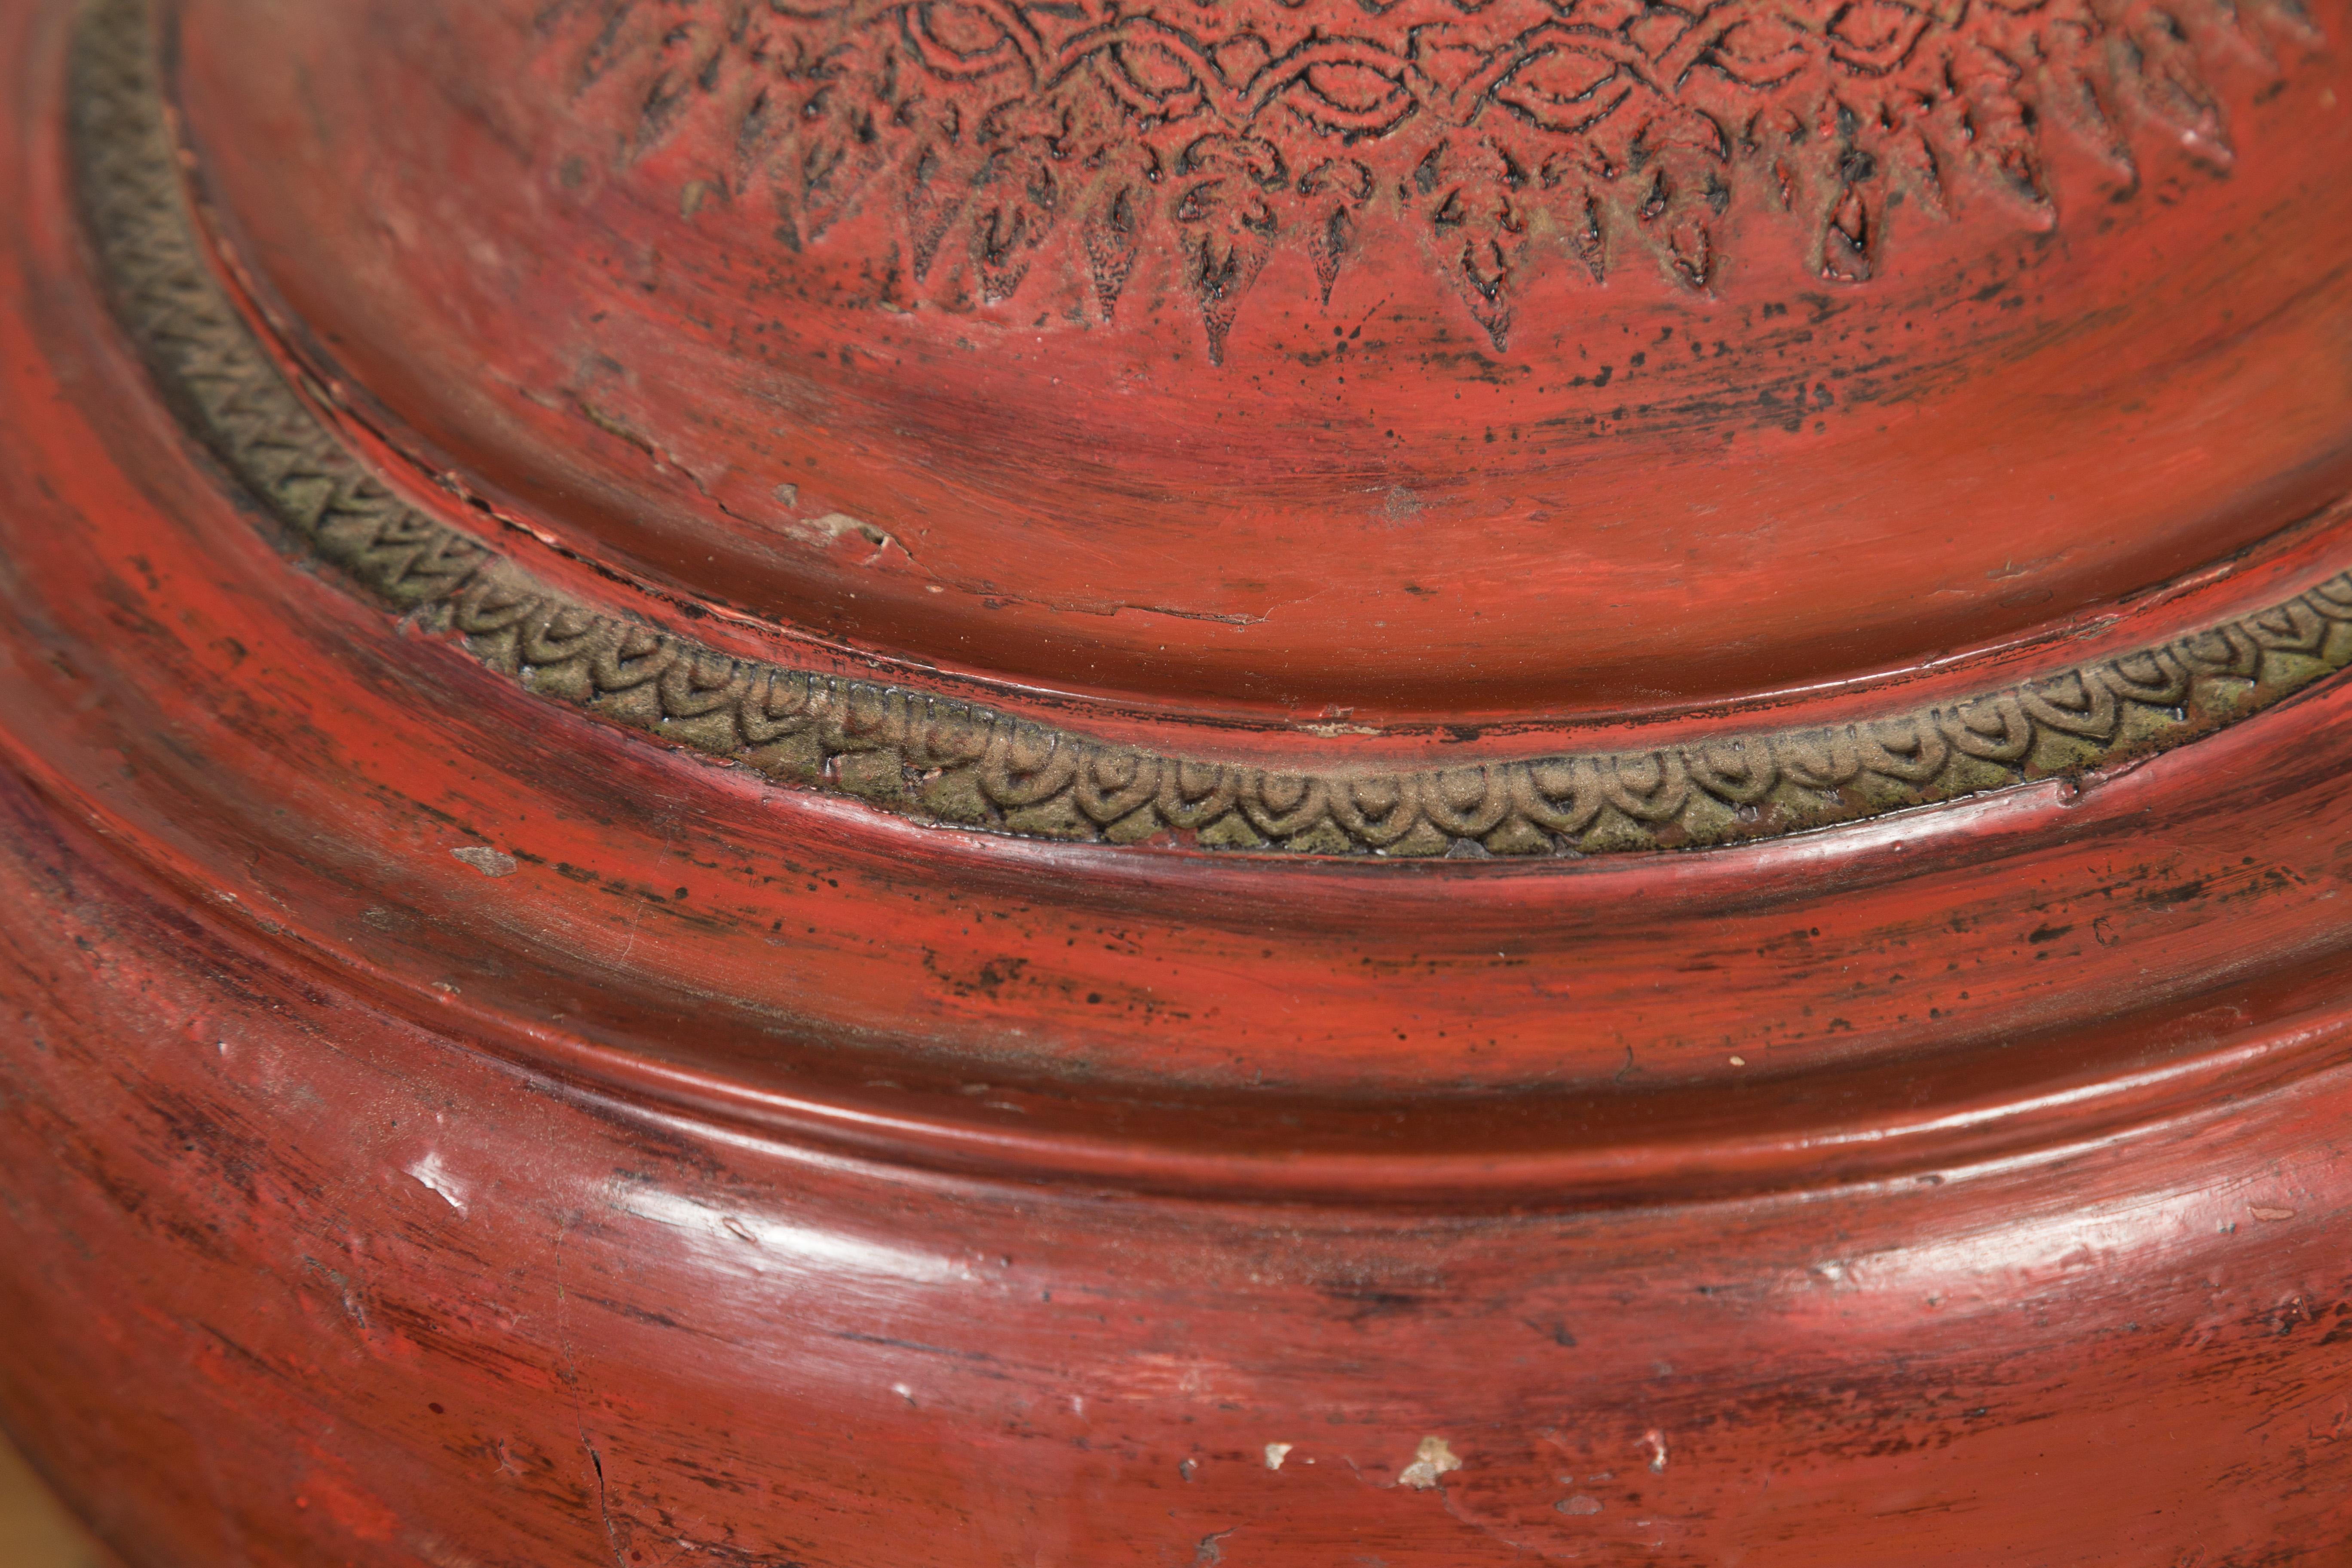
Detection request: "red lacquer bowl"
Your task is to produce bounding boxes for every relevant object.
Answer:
[4,0,2352,1560]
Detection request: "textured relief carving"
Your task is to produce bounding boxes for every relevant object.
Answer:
[542,0,2303,355]
[71,0,2352,859]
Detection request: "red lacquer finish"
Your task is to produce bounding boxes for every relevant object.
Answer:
[4,0,2352,1559]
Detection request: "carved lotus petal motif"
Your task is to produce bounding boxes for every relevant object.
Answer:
[520,0,2312,350]
[1711,12,1814,85]
[2247,600,2329,652]
[908,0,1029,76]
[2019,671,2121,740]
[1412,34,1501,101]
[1286,53,1416,134]
[1115,37,1204,99]
[1826,0,1936,73]
[2099,651,2190,707]
[1494,43,1638,132]
[1212,34,1271,87]
[1773,730,1863,792]
[1627,10,1692,58]
[1687,739,1779,804]
[1309,58,1404,113]
[1558,0,1649,32]
[2176,624,2263,677]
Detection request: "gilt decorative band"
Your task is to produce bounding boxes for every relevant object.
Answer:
[67,0,2352,860]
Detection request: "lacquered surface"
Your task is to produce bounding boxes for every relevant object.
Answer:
[5,0,2352,1559]
[8,771,2352,1566]
[170,0,2352,716]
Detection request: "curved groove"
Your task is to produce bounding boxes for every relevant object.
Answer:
[66,0,2352,861]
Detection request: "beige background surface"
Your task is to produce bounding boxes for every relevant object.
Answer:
[0,1428,106,1567]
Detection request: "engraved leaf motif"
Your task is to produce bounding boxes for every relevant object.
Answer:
[911,0,1032,73]
[1825,0,1937,74]
[540,0,2309,352]
[1112,38,1208,101]
[1303,58,1412,116]
[1494,42,1645,133]
[1709,12,1815,87]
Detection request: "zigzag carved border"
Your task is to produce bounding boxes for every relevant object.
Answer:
[65,0,2352,860]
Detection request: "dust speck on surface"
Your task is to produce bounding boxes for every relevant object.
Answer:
[1558,1494,1604,1515]
[1398,1436,1461,1490]
[1262,1442,1292,1470]
[1643,1430,1669,1473]
[451,846,518,878]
